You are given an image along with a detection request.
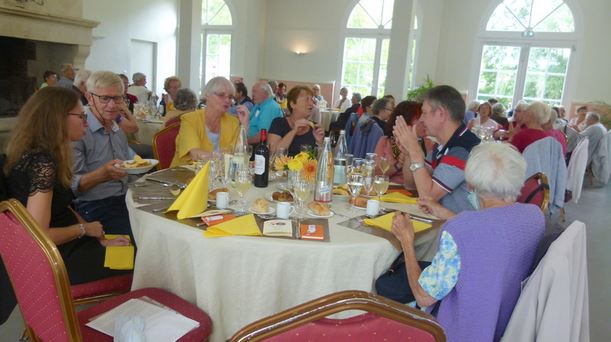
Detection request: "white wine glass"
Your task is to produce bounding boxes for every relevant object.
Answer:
[233,169,252,213]
[378,156,390,175]
[293,179,312,218]
[347,173,363,210]
[374,175,389,200]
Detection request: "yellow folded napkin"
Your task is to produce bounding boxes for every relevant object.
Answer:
[166,161,209,219]
[379,192,418,204]
[104,235,135,270]
[203,214,263,238]
[364,212,432,233]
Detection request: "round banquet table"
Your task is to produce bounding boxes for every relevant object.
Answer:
[320,109,340,132]
[126,181,439,342]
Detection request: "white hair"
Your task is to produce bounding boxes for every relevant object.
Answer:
[73,69,91,87]
[467,100,480,112]
[202,76,235,98]
[527,101,551,125]
[586,111,600,122]
[465,142,527,202]
[86,71,123,93]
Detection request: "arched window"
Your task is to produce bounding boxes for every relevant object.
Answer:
[475,0,576,107]
[201,0,232,86]
[341,0,394,97]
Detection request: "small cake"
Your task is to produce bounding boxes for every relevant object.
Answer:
[252,198,270,213]
[308,202,330,216]
[272,191,294,202]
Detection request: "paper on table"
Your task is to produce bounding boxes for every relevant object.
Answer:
[363,212,432,233]
[166,161,209,219]
[104,235,134,270]
[203,214,262,238]
[379,192,418,204]
[86,298,199,342]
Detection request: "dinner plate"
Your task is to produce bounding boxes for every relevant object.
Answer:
[249,206,275,215]
[351,204,367,210]
[306,209,334,218]
[116,159,159,174]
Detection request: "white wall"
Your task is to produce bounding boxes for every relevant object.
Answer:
[82,0,177,95]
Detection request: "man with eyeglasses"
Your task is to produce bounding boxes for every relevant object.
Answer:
[247,81,283,144]
[71,71,133,236]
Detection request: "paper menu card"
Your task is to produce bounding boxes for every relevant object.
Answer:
[263,219,293,237]
[85,297,199,342]
[166,161,209,219]
[300,223,324,240]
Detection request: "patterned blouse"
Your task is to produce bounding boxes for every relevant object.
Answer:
[418,231,461,300]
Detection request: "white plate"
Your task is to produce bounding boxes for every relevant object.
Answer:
[351,205,367,210]
[116,159,159,174]
[306,209,334,218]
[249,206,275,215]
[267,192,295,203]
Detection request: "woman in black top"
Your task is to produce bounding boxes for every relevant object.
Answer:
[4,87,130,284]
[268,85,324,156]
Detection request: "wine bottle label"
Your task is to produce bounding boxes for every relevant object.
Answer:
[254,154,266,175]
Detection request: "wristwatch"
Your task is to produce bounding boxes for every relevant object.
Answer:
[409,162,425,172]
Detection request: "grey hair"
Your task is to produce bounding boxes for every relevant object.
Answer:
[255,81,273,97]
[527,101,551,125]
[465,142,527,202]
[467,100,480,112]
[268,80,278,90]
[586,111,600,122]
[491,103,506,117]
[202,76,235,98]
[173,88,198,111]
[352,92,362,101]
[372,98,391,116]
[73,69,91,87]
[514,100,529,112]
[132,72,146,83]
[86,71,124,93]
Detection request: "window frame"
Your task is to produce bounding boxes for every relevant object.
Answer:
[470,0,582,109]
[200,0,234,89]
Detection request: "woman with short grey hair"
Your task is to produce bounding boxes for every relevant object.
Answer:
[370,98,393,129]
[383,142,544,341]
[163,88,198,126]
[510,101,551,152]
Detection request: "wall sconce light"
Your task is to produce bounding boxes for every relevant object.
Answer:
[294,50,307,56]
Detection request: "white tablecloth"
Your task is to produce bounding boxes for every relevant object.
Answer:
[127,187,403,342]
[135,119,164,145]
[320,109,340,131]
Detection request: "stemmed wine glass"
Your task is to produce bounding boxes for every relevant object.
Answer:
[292,178,312,218]
[232,169,252,213]
[378,156,390,175]
[374,175,389,200]
[347,173,364,210]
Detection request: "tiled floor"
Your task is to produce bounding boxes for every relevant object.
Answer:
[1,183,610,341]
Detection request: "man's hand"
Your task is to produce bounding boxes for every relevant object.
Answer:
[104,159,128,180]
[393,116,422,161]
[391,211,415,247]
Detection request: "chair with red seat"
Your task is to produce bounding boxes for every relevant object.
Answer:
[0,199,212,342]
[229,290,446,342]
[153,122,180,170]
[517,172,550,213]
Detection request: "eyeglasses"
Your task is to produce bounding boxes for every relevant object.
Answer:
[68,112,88,120]
[213,92,235,101]
[90,93,124,104]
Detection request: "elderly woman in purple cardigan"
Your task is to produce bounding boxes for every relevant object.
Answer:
[391,143,545,342]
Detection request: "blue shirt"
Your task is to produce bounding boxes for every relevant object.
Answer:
[248,97,283,137]
[71,106,130,201]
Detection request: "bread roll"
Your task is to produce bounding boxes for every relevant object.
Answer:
[308,202,330,216]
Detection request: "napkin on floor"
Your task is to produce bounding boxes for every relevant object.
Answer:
[104,235,135,270]
[364,212,432,233]
[166,161,209,220]
[379,192,418,204]
[203,214,262,238]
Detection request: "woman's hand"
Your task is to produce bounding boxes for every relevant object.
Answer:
[417,197,455,220]
[391,211,415,247]
[235,105,250,127]
[99,236,131,247]
[84,221,104,238]
[293,119,311,132]
[313,125,324,144]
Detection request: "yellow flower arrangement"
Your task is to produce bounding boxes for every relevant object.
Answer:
[273,150,317,180]
[302,159,317,182]
[287,158,304,171]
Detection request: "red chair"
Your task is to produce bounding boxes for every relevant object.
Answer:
[517,172,550,213]
[0,199,212,342]
[152,122,180,170]
[229,290,446,342]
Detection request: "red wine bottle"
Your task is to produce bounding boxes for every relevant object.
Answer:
[254,129,269,187]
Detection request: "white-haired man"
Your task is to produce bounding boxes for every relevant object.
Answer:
[72,71,132,236]
[394,85,481,213]
[248,81,283,144]
[127,72,150,103]
[57,63,76,89]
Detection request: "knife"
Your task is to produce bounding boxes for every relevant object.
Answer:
[136,195,176,200]
[145,177,186,189]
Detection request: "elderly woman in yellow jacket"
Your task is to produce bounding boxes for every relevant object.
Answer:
[171,77,249,167]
